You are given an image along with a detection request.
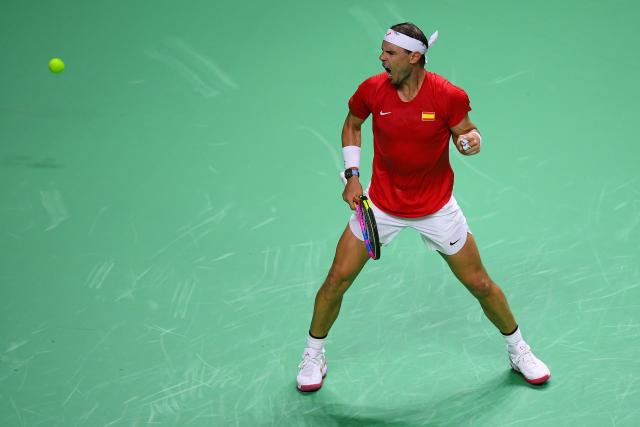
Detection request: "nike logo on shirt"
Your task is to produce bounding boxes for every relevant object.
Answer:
[379,111,392,116]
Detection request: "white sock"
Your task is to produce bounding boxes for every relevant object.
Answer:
[503,327,526,353]
[306,333,326,352]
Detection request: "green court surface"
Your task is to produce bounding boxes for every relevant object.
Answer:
[1,0,639,426]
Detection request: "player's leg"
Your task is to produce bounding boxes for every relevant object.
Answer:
[298,195,404,391]
[297,224,369,392]
[310,224,371,337]
[439,233,551,384]
[438,233,516,333]
[415,196,550,384]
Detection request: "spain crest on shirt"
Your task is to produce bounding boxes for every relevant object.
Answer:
[421,112,436,121]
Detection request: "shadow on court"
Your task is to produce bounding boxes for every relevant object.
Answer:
[284,370,548,426]
[1,155,65,169]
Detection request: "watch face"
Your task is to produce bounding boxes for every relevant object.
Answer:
[345,168,359,179]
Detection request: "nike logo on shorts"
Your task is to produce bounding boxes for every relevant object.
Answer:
[449,238,461,246]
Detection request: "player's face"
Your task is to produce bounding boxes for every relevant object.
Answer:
[380,41,412,85]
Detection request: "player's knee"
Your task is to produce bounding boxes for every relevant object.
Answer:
[466,274,492,299]
[320,270,353,298]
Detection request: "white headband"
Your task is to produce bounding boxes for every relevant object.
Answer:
[383,29,439,56]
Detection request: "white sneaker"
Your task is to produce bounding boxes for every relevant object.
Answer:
[509,342,551,385]
[296,347,328,392]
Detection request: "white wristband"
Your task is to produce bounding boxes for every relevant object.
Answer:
[342,145,360,169]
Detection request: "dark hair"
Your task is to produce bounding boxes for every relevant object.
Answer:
[390,22,429,66]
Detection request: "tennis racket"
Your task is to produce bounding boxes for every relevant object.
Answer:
[355,195,380,260]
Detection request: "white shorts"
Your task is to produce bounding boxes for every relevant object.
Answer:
[348,193,471,255]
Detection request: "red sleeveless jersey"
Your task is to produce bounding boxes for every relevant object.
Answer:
[348,71,471,218]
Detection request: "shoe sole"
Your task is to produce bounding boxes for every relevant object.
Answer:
[510,366,550,385]
[297,370,327,392]
[523,373,550,385]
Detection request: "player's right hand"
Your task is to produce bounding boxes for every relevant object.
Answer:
[342,179,363,210]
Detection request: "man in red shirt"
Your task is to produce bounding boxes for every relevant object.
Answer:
[297,22,550,391]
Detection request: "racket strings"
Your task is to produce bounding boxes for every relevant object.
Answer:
[357,196,381,260]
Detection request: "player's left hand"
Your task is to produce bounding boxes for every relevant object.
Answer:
[455,131,481,155]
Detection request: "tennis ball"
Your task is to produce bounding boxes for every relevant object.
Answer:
[49,58,65,73]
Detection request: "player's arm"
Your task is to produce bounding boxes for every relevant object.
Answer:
[450,114,481,156]
[341,111,365,210]
[342,111,365,155]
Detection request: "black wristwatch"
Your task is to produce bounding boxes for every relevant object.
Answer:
[344,168,360,180]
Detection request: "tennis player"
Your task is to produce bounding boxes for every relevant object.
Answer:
[296,22,550,391]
